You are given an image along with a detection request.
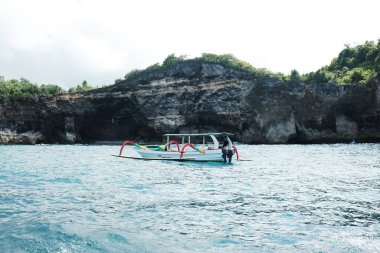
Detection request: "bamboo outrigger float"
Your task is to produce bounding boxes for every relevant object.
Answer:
[117,133,239,162]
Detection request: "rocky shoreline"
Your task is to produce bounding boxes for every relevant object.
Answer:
[0,62,379,144]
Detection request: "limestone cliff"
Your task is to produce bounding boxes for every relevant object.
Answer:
[0,62,379,144]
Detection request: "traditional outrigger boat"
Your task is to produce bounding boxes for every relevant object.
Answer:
[117,133,239,162]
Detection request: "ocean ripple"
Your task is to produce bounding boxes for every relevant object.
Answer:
[0,144,379,252]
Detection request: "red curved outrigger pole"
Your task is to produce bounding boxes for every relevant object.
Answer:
[167,140,180,152]
[179,143,196,159]
[119,140,135,156]
[232,145,239,160]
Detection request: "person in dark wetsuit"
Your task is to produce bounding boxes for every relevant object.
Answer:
[222,136,233,163]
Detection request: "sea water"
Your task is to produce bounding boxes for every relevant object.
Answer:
[0,144,379,252]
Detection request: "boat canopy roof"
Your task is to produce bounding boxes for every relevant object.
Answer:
[163,132,233,137]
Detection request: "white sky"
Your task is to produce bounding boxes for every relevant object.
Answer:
[0,0,379,88]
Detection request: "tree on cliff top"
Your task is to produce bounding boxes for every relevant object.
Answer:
[162,54,188,66]
[302,40,380,85]
[68,80,93,93]
[289,69,301,83]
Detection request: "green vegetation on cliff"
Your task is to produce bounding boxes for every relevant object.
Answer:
[0,76,65,102]
[0,78,94,102]
[68,81,93,93]
[302,40,380,85]
[123,53,287,83]
[1,40,379,101]
[122,41,379,86]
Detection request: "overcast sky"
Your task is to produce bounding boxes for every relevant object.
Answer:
[0,0,379,89]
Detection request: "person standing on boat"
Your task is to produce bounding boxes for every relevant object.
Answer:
[222,136,233,163]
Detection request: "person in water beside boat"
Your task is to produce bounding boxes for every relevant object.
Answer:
[222,136,233,163]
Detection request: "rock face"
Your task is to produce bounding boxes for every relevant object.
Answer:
[1,62,379,144]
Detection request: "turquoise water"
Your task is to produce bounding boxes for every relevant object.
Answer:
[0,144,379,252]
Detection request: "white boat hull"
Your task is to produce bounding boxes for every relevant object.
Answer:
[136,149,226,161]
